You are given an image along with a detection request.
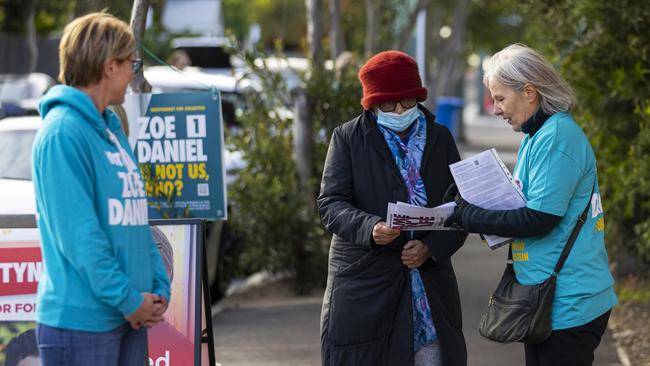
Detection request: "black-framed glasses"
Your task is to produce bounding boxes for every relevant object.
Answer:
[378,97,418,113]
[131,58,143,74]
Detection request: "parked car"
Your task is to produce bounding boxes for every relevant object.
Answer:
[170,36,233,70]
[0,116,40,216]
[0,73,56,118]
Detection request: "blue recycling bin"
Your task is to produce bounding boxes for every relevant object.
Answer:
[435,96,464,139]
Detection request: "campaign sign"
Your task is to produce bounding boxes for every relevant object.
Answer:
[148,219,203,366]
[0,229,41,366]
[124,92,227,221]
[0,220,214,366]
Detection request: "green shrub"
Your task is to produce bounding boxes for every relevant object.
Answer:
[227,46,363,293]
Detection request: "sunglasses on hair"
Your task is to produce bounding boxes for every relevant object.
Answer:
[131,58,143,74]
[378,97,418,113]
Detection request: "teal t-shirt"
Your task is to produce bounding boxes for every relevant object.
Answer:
[512,112,617,330]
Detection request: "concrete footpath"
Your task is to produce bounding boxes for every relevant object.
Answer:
[212,235,622,365]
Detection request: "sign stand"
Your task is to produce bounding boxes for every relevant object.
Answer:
[201,224,217,365]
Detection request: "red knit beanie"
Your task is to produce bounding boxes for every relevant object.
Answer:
[358,50,427,110]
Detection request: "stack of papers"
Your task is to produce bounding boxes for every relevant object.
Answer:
[449,148,527,249]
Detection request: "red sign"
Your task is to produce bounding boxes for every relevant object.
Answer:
[0,247,42,296]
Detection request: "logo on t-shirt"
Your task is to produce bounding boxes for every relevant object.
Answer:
[591,193,603,218]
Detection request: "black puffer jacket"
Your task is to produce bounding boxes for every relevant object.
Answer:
[317,106,468,366]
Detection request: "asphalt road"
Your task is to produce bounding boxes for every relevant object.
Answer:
[212,235,622,365]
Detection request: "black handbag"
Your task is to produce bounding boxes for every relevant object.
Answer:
[478,188,593,344]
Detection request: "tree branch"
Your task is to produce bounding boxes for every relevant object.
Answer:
[129,0,151,93]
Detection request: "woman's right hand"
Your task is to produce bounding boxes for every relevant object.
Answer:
[372,221,401,245]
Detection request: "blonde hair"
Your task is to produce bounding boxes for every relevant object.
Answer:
[483,44,576,114]
[108,104,129,136]
[58,12,135,87]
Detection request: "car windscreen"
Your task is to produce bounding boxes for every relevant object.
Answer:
[176,46,232,69]
[0,129,36,180]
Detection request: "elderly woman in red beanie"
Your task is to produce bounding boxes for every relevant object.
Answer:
[317,50,468,366]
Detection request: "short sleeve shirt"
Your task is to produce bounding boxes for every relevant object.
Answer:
[512,112,617,330]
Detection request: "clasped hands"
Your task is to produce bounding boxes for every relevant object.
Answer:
[125,292,168,329]
[372,221,431,269]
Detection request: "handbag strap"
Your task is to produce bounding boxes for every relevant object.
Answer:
[551,184,595,276]
[507,183,596,276]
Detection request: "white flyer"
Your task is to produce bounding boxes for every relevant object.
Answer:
[386,201,457,231]
[449,148,527,249]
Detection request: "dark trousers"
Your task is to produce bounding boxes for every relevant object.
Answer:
[524,310,611,366]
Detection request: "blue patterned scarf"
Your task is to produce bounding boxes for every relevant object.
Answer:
[377,109,438,353]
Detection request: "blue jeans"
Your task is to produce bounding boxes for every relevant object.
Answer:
[36,322,148,366]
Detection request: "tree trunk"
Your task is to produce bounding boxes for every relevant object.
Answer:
[329,0,344,60]
[427,0,469,107]
[25,0,38,73]
[306,0,323,66]
[423,6,442,111]
[300,0,323,198]
[393,0,430,51]
[364,0,379,57]
[292,87,313,193]
[129,0,151,93]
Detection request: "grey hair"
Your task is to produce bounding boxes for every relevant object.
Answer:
[483,44,576,114]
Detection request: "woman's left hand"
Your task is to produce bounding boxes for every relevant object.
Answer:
[401,240,432,269]
[444,195,469,228]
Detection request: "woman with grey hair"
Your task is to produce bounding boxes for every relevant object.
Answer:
[444,44,617,365]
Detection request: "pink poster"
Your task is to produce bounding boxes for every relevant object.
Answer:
[0,229,41,366]
[0,222,211,366]
[148,223,198,365]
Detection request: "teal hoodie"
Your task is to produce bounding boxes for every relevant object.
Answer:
[32,85,170,331]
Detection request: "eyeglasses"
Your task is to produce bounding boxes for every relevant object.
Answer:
[131,58,143,74]
[378,98,418,113]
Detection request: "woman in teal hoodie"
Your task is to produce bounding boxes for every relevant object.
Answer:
[31,12,170,366]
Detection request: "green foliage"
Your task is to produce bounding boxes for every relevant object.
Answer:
[1,0,141,35]
[617,286,650,303]
[32,1,76,34]
[139,163,190,219]
[616,276,650,303]
[222,0,306,51]
[227,45,363,294]
[308,54,364,174]
[518,0,650,269]
[467,0,530,53]
[0,322,35,364]
[222,0,256,42]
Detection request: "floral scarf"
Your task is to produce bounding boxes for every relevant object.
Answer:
[377,109,437,352]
